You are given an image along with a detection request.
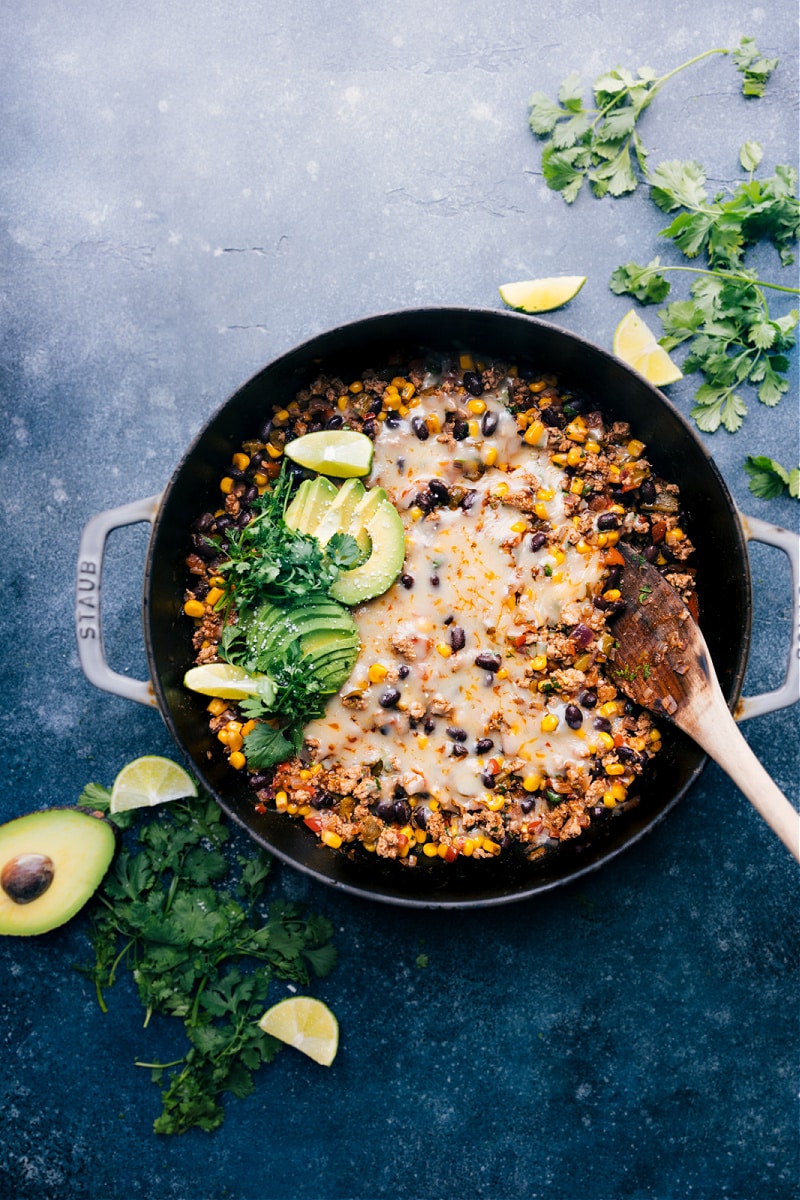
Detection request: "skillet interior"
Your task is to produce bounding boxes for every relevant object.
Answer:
[144,308,752,907]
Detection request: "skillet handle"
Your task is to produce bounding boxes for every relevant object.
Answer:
[76,495,162,708]
[737,512,800,721]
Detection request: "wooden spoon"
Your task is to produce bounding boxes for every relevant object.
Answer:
[607,544,799,861]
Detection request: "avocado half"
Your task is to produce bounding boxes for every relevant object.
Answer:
[0,807,117,936]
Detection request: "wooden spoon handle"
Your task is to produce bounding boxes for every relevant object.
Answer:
[691,701,800,862]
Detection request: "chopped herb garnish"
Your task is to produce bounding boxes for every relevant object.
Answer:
[78,784,337,1135]
[744,456,800,501]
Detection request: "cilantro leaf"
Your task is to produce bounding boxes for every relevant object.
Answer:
[242,723,295,770]
[732,35,778,97]
[743,455,795,499]
[610,259,672,304]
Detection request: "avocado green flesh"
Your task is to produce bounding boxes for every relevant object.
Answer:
[330,499,406,605]
[247,600,358,667]
[0,808,116,936]
[313,478,366,546]
[284,476,338,534]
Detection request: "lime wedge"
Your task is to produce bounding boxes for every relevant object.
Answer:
[184,662,275,703]
[258,996,339,1066]
[612,309,683,386]
[110,756,198,813]
[284,431,374,478]
[498,275,586,313]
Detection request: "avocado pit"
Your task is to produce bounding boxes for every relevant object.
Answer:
[1,852,55,904]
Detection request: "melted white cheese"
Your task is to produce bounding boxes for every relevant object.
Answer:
[303,384,607,807]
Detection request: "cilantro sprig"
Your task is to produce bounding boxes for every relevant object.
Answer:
[528,38,775,203]
[744,456,800,501]
[78,785,337,1135]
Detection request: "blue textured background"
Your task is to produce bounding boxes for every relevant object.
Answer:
[1,2,798,1198]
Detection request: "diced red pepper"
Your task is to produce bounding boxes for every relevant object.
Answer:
[304,814,324,833]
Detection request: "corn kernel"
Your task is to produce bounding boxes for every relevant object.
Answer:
[598,700,624,718]
[436,642,453,657]
[423,842,439,858]
[242,719,256,737]
[603,588,622,602]
[265,443,283,459]
[522,774,541,792]
[219,476,234,494]
[426,412,441,434]
[575,539,592,555]
[605,762,626,776]
[536,487,554,502]
[383,391,402,410]
[510,519,528,533]
[183,598,205,618]
[609,782,628,802]
[530,655,547,672]
[416,735,429,750]
[608,465,621,483]
[552,548,566,564]
[274,792,288,812]
[226,731,244,753]
[468,419,481,439]
[232,453,250,473]
[565,418,587,442]
[467,397,486,415]
[627,438,646,458]
[485,795,505,811]
[567,446,584,467]
[321,830,343,849]
[409,506,424,522]
[629,736,647,752]
[551,452,568,467]
[274,408,290,422]
[401,382,416,401]
[534,502,549,521]
[484,446,498,467]
[207,697,227,716]
[481,837,501,855]
[229,751,246,770]
[570,478,585,496]
[649,728,662,742]
[368,662,389,683]
[605,530,620,546]
[205,586,224,608]
[523,420,546,446]
[495,667,509,680]
[460,838,475,857]
[585,440,601,455]
[665,527,685,544]
[428,798,441,812]
[348,380,363,394]
[299,768,311,780]
[459,353,475,370]
[493,481,509,498]
[541,713,559,733]
[603,792,618,808]
[597,732,615,751]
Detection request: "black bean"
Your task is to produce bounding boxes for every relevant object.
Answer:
[258,418,274,440]
[460,489,478,510]
[394,799,412,825]
[481,410,498,436]
[385,413,401,428]
[605,566,621,590]
[248,772,272,790]
[243,484,258,502]
[446,726,468,742]
[191,533,220,560]
[379,688,401,709]
[520,797,535,813]
[398,664,410,679]
[195,512,215,532]
[375,799,396,822]
[311,792,336,810]
[429,575,440,588]
[368,395,384,414]
[412,806,428,830]
[325,414,344,429]
[428,479,450,503]
[565,704,583,729]
[578,689,597,708]
[423,716,436,733]
[475,652,502,672]
[475,737,494,754]
[450,625,466,652]
[481,770,496,788]
[530,531,547,552]
[607,599,627,616]
[411,416,429,441]
[597,512,619,530]
[617,745,636,761]
[463,370,483,396]
[400,574,414,589]
[362,418,377,439]
[453,419,469,440]
[393,782,408,798]
[639,480,657,504]
[415,490,436,513]
[451,744,468,757]
[593,716,612,733]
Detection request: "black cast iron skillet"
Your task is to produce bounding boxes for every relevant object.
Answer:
[76,308,800,907]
